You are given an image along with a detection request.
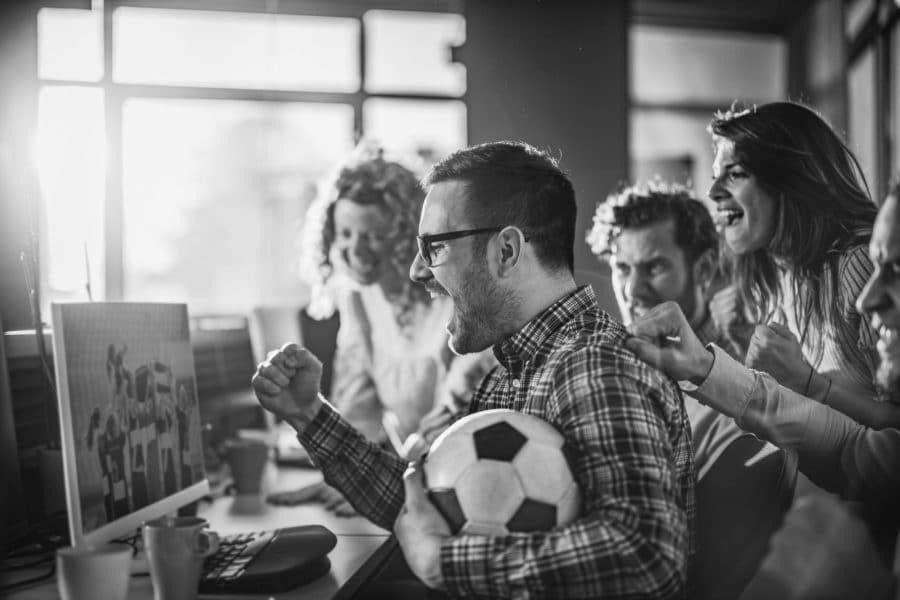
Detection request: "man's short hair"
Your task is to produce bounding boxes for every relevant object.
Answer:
[423,141,576,273]
[587,181,718,263]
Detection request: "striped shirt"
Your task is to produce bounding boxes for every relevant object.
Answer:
[778,244,880,398]
[300,285,695,599]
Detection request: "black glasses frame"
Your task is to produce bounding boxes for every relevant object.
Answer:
[416,227,503,267]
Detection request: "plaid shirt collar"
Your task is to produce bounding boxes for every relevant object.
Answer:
[492,285,597,372]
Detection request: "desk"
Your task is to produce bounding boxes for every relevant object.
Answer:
[6,464,393,600]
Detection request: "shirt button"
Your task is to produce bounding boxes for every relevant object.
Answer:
[512,379,521,388]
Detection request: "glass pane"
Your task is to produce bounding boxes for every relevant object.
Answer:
[364,10,466,95]
[38,8,103,82]
[848,48,878,198]
[363,99,467,170]
[122,99,355,314]
[845,0,874,40]
[631,26,786,104]
[114,8,359,92]
[36,86,105,298]
[630,109,715,201]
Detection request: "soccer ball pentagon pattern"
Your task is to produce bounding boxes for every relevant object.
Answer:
[422,408,581,536]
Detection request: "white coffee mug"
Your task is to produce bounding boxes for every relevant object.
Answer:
[142,516,220,600]
[56,543,132,600]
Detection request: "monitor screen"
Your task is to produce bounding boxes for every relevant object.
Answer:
[51,302,209,547]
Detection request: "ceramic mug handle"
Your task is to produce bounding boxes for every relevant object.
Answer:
[195,530,220,558]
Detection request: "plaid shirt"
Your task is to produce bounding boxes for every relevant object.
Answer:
[299,286,695,599]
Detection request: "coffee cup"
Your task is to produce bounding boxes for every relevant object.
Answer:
[142,516,220,600]
[56,543,132,600]
[224,437,269,495]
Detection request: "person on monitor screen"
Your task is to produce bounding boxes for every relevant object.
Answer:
[175,384,196,489]
[586,180,747,475]
[254,141,695,597]
[88,363,131,521]
[105,343,150,511]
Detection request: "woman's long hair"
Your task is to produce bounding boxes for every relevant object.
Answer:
[300,144,430,329]
[709,101,877,363]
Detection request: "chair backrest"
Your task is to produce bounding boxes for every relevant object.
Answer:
[691,434,798,600]
[249,306,304,364]
[298,308,340,397]
[249,305,340,397]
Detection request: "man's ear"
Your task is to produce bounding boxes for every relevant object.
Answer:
[495,226,526,277]
[692,248,717,296]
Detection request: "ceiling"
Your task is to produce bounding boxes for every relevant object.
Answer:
[632,0,818,34]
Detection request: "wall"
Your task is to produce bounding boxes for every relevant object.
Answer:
[0,3,39,331]
[461,0,629,274]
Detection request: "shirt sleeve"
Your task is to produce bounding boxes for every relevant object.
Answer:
[439,346,690,599]
[692,345,900,506]
[297,401,407,530]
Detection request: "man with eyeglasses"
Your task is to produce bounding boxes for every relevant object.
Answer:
[253,141,695,598]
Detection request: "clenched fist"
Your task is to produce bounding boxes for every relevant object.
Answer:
[744,323,810,393]
[252,343,324,431]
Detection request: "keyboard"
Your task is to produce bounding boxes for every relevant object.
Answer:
[199,525,337,594]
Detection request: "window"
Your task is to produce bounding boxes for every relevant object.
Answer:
[629,25,786,197]
[35,3,467,314]
[843,0,898,203]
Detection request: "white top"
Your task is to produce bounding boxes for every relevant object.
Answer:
[329,283,454,444]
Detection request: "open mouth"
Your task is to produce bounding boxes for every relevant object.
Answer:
[714,207,744,229]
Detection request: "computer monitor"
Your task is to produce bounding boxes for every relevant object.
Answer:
[50,302,209,548]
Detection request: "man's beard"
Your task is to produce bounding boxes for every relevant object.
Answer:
[449,264,517,355]
[876,360,900,398]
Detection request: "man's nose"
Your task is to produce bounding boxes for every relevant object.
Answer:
[409,249,432,284]
[622,270,647,300]
[856,270,889,317]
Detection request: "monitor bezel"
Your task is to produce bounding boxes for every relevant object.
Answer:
[51,301,210,548]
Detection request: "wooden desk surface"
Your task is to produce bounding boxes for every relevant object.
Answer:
[6,464,391,600]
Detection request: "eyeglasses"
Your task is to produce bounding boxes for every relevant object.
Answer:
[416,227,503,267]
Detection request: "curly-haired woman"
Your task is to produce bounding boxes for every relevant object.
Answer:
[299,143,493,451]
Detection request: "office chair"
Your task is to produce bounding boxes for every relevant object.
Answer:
[691,434,798,600]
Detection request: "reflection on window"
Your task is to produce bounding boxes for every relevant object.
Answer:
[363,99,466,169]
[113,8,360,91]
[848,49,877,196]
[36,86,106,297]
[38,8,103,82]
[122,99,354,313]
[631,109,713,199]
[364,10,466,96]
[631,26,785,104]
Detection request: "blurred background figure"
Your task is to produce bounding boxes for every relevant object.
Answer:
[587,180,746,477]
[300,142,454,447]
[269,143,492,514]
[707,101,900,429]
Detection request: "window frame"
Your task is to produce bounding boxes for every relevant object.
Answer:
[845,0,899,204]
[36,0,465,302]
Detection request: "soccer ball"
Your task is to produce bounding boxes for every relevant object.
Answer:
[422,409,581,536]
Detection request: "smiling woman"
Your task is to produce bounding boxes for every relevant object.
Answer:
[298,144,454,445]
[706,101,900,428]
